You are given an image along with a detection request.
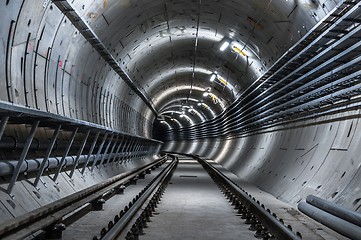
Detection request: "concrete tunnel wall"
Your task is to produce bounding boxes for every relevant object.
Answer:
[0,0,160,222]
[0,0,154,138]
[1,0,361,229]
[163,109,361,212]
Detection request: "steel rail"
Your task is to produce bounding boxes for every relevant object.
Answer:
[194,155,302,240]
[101,155,178,240]
[0,156,167,240]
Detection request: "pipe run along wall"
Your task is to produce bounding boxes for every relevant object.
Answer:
[0,154,160,225]
[163,111,361,212]
[0,152,145,177]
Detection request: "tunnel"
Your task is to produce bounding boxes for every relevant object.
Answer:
[1,0,361,239]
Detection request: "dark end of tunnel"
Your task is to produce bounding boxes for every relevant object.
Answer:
[152,121,167,142]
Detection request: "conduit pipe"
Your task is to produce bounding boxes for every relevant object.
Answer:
[298,202,361,240]
[0,152,137,177]
[306,195,361,227]
[0,136,93,151]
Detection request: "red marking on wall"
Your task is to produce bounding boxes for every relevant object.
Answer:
[59,60,63,68]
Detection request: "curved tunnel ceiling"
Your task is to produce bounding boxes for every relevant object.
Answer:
[3,0,361,236]
[66,0,334,130]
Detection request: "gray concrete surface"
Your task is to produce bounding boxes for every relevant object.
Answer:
[140,156,257,240]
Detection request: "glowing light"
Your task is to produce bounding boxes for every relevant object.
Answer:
[210,74,216,82]
[203,92,209,97]
[220,41,230,51]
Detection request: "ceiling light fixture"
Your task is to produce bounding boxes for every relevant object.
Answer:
[210,73,216,82]
[220,41,230,51]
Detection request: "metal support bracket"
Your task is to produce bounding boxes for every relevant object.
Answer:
[0,116,9,141]
[81,131,100,175]
[7,121,40,194]
[53,127,78,182]
[34,125,62,188]
[98,134,114,168]
[68,129,91,179]
[91,133,109,172]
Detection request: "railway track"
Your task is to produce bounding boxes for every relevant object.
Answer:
[195,155,302,240]
[0,154,309,240]
[91,154,303,240]
[0,155,170,240]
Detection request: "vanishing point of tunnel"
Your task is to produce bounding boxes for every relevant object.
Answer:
[0,0,361,239]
